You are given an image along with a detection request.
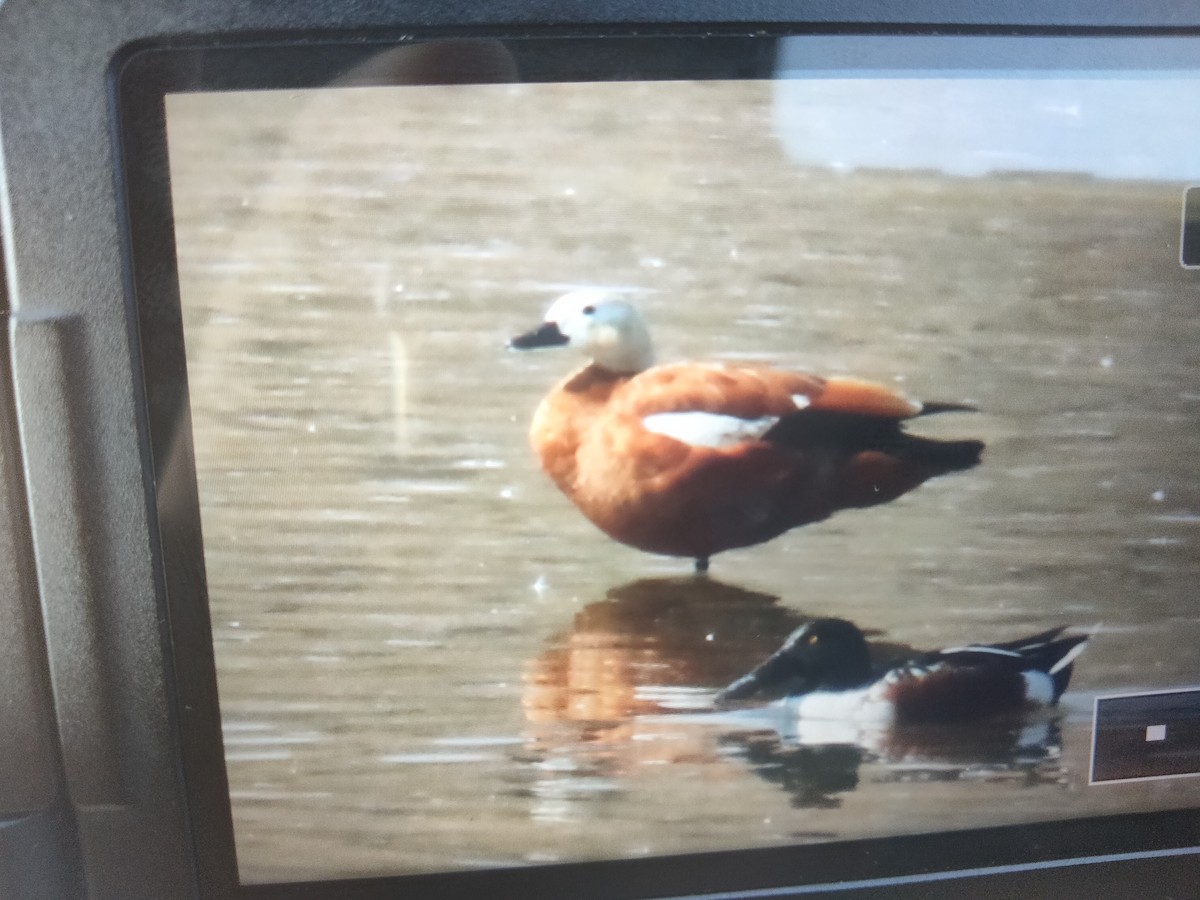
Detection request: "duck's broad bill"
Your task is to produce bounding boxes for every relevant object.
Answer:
[160,43,1200,885]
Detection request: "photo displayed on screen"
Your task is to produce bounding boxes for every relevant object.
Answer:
[162,40,1200,884]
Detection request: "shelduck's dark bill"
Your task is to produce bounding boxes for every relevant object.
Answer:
[509,322,569,350]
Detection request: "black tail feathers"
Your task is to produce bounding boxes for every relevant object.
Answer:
[900,400,983,470]
[1040,634,1090,701]
[888,433,984,472]
[917,401,979,416]
[997,629,1090,702]
[762,406,984,472]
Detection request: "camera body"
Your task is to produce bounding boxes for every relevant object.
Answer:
[3,3,1200,899]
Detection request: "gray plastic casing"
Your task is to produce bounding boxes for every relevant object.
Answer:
[4,3,1200,899]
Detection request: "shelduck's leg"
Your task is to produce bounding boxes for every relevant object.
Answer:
[694,556,710,575]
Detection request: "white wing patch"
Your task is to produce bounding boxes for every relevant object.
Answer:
[1022,671,1056,705]
[939,645,1022,659]
[641,412,779,449]
[1048,638,1088,675]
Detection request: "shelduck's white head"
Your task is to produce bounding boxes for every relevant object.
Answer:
[509,290,655,375]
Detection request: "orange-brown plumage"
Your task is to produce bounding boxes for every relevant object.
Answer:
[511,291,982,569]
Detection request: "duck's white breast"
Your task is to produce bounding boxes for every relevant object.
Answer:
[776,685,897,725]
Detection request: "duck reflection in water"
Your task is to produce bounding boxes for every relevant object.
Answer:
[518,576,814,814]
[523,577,807,734]
[717,717,1067,811]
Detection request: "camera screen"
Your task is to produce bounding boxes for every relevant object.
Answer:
[161,38,1200,884]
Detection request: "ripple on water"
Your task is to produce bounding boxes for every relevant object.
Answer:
[379,752,500,764]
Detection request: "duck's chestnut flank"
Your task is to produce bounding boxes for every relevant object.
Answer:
[511,290,984,570]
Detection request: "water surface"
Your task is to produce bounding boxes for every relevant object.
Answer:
[166,78,1200,883]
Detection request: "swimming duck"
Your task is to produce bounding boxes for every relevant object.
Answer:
[714,618,1088,724]
[510,290,983,572]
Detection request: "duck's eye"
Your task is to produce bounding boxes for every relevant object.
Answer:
[807,634,820,646]
[582,305,596,315]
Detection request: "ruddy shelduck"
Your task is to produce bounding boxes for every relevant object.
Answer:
[510,290,983,572]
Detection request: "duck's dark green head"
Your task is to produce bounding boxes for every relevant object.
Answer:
[714,618,873,705]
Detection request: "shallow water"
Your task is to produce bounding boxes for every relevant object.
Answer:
[165,77,1200,883]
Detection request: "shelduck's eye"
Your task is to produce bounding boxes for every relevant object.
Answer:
[582,305,596,315]
[807,634,820,645]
